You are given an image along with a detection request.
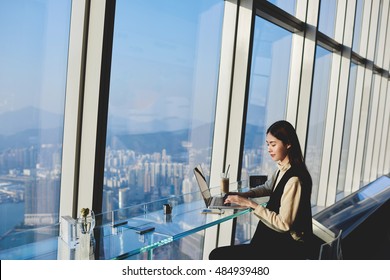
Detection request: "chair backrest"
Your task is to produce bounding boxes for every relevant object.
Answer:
[319,229,343,260]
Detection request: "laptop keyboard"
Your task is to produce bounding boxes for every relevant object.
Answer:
[210,195,230,207]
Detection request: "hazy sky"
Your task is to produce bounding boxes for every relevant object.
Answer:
[0,0,224,135]
[108,0,223,131]
[0,0,71,115]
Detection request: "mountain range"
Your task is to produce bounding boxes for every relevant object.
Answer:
[0,107,63,136]
[0,106,265,153]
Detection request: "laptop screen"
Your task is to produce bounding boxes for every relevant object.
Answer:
[193,166,211,206]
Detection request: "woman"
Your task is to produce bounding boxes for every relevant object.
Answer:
[209,120,313,260]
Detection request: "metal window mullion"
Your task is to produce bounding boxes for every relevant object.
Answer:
[286,32,304,125]
[60,0,90,218]
[359,0,381,183]
[224,0,254,187]
[383,12,390,70]
[204,0,239,260]
[317,0,348,206]
[339,0,354,50]
[344,64,365,193]
[352,0,380,188]
[375,0,390,67]
[364,73,382,182]
[286,0,308,126]
[212,0,255,251]
[326,0,356,204]
[377,77,390,176]
[77,0,108,212]
[366,0,381,61]
[352,68,373,190]
[316,50,342,207]
[362,74,381,184]
[334,0,347,43]
[383,81,390,174]
[218,0,254,250]
[358,0,372,57]
[209,0,239,191]
[371,76,388,178]
[296,0,320,151]
[295,0,308,22]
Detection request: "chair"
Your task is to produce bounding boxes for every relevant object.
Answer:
[249,175,267,188]
[319,229,343,260]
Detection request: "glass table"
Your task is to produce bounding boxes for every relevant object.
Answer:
[0,181,251,260]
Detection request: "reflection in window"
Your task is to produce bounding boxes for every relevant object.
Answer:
[318,0,337,38]
[306,46,332,205]
[0,1,71,253]
[352,0,364,53]
[337,63,358,194]
[237,17,293,244]
[267,0,296,16]
[104,0,224,258]
[241,17,292,180]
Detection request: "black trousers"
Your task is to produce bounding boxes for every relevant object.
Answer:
[208,241,306,260]
[209,221,308,260]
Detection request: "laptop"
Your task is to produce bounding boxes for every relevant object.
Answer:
[193,166,247,209]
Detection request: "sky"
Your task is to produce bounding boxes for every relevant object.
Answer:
[108,0,223,132]
[0,0,225,135]
[0,0,71,116]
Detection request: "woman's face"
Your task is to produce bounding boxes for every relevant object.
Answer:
[266,132,290,164]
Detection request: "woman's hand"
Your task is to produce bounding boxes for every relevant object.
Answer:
[225,194,258,209]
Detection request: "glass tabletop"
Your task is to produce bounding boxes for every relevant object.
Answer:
[94,181,250,259]
[0,180,251,260]
[96,200,250,260]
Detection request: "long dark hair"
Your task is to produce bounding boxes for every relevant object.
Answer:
[266,120,312,188]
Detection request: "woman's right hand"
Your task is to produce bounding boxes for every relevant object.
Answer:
[225,194,258,209]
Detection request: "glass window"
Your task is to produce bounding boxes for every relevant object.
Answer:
[318,0,337,38]
[103,0,224,257]
[337,62,358,194]
[267,0,296,16]
[241,17,293,181]
[0,0,71,254]
[237,17,293,244]
[352,0,364,53]
[306,46,333,205]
